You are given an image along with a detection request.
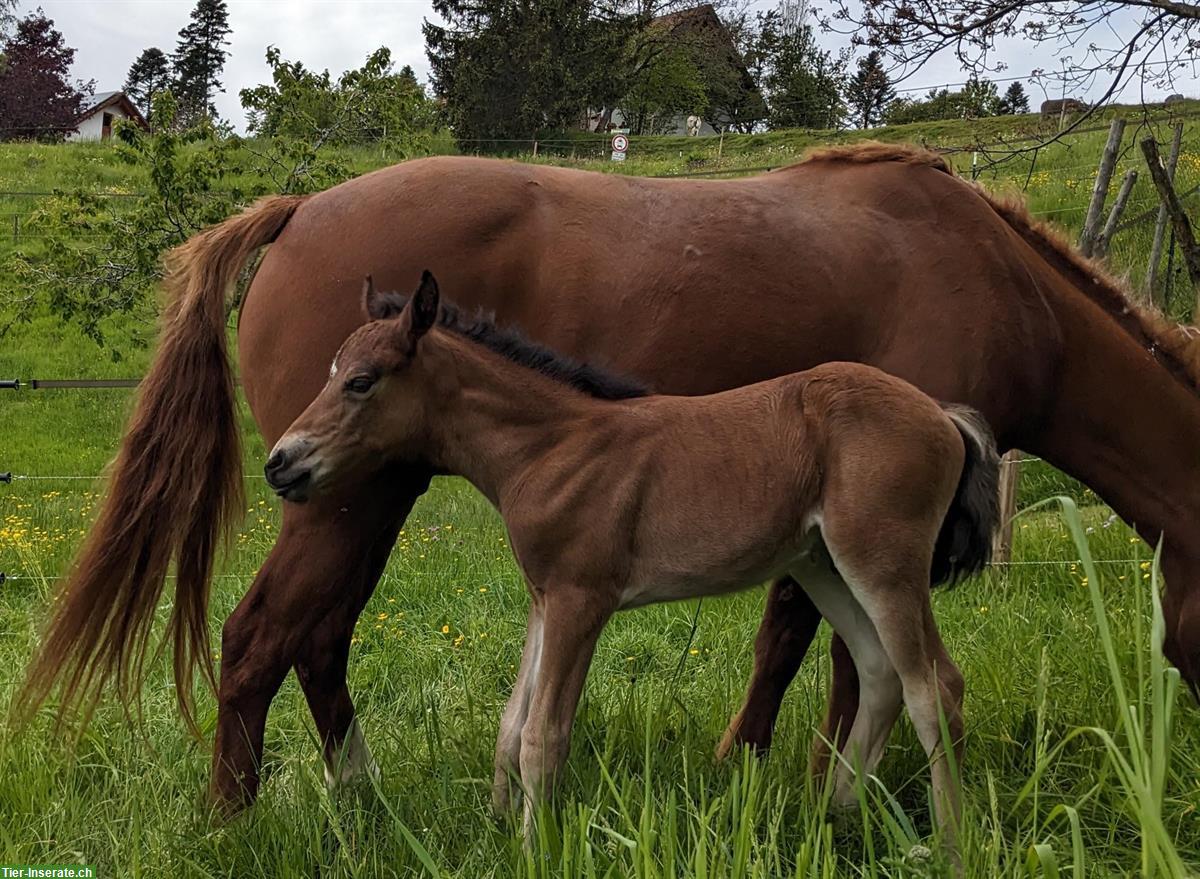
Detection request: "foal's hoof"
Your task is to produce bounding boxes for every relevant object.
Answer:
[491,783,523,821]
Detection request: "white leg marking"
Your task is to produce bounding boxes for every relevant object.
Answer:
[324,717,381,790]
[492,608,544,813]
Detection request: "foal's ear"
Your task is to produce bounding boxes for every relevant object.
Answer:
[362,274,407,321]
[407,270,440,340]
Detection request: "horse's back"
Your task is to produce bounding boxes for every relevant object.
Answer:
[238,154,1060,446]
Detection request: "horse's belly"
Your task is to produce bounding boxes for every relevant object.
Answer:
[616,519,823,611]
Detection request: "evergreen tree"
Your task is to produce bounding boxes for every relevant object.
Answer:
[125,47,172,117]
[998,81,1030,115]
[845,50,893,129]
[173,0,231,124]
[424,0,635,146]
[0,11,88,140]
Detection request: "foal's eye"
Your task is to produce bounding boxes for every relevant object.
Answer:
[345,375,376,395]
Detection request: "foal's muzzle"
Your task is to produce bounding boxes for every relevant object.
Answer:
[264,438,315,502]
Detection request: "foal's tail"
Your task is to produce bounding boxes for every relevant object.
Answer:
[932,405,1002,586]
[14,195,306,736]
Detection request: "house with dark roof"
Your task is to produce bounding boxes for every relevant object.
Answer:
[67,91,148,142]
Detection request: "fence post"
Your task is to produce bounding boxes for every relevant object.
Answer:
[991,451,1022,564]
[1079,118,1125,257]
[1095,168,1138,258]
[1141,136,1200,317]
[1147,123,1184,303]
[532,139,538,158]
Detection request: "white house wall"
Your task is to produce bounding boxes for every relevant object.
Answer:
[67,106,133,142]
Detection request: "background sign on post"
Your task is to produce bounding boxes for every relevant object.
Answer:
[611,131,629,162]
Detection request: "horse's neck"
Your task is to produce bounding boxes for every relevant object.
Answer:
[1035,305,1200,545]
[424,345,597,506]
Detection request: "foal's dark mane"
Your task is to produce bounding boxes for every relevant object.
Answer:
[380,288,649,401]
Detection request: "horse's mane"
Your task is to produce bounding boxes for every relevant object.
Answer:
[799,142,1200,397]
[374,288,649,400]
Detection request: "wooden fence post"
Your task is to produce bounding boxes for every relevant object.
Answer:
[1141,136,1200,316]
[1147,123,1184,303]
[991,451,1022,564]
[1095,168,1138,258]
[1079,118,1126,257]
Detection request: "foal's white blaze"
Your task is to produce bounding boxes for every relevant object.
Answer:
[324,717,380,789]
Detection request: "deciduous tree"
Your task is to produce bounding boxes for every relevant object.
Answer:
[829,0,1199,128]
[0,11,89,140]
[754,0,845,130]
[241,46,435,153]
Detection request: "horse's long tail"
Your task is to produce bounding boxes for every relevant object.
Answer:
[15,195,306,736]
[932,404,1002,586]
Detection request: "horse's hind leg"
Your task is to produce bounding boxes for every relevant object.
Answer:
[210,486,413,813]
[808,633,862,777]
[716,575,824,759]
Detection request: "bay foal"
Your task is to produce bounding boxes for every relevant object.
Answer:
[266,272,1001,847]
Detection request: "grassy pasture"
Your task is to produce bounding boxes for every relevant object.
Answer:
[2,110,1200,876]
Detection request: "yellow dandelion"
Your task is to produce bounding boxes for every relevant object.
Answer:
[441,624,450,634]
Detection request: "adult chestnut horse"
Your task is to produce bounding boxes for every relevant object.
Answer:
[19,144,1200,812]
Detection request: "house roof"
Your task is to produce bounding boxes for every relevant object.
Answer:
[77,90,149,129]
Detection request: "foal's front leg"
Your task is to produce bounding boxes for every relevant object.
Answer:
[492,602,545,815]
[518,585,614,834]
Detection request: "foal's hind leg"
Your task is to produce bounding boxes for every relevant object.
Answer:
[210,488,410,813]
[824,547,965,850]
[791,559,904,804]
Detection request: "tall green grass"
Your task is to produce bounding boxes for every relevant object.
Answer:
[0,415,1197,875]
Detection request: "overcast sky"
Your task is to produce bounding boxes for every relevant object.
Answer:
[32,0,1198,133]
